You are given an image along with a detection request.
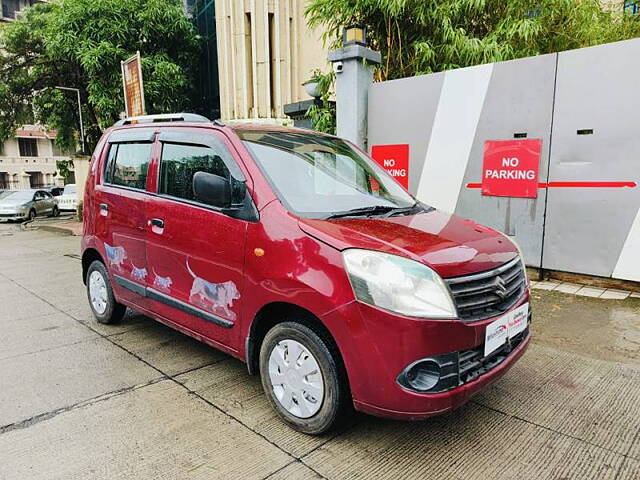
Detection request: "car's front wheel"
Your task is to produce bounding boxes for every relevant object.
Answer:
[259,321,351,435]
[26,209,36,222]
[86,260,126,324]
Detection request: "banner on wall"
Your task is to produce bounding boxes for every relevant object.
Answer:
[482,139,542,198]
[121,51,146,118]
[370,144,410,189]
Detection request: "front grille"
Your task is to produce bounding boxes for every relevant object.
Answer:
[458,325,529,385]
[446,256,526,322]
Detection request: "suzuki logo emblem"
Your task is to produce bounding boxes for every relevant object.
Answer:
[495,276,508,299]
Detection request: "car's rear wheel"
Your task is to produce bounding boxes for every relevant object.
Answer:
[86,260,126,324]
[50,206,59,217]
[259,321,351,435]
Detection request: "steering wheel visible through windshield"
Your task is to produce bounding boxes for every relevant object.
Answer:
[238,130,418,219]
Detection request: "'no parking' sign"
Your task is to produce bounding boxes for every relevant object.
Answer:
[370,144,409,189]
[482,139,542,198]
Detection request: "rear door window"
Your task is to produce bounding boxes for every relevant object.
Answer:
[104,143,153,190]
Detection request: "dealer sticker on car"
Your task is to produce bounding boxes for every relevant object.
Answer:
[484,303,529,356]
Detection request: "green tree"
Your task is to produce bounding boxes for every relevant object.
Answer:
[306,0,640,81]
[0,0,200,152]
[305,69,337,134]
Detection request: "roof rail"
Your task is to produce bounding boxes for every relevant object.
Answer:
[114,113,211,126]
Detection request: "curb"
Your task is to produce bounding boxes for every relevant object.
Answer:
[37,225,81,236]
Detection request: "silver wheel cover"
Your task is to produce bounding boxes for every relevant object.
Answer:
[268,339,325,418]
[88,270,108,315]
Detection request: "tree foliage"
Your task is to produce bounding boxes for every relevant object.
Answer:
[306,0,640,81]
[305,69,337,134]
[0,0,200,152]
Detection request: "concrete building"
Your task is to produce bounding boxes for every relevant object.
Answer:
[602,0,639,13]
[0,1,71,190]
[0,126,69,190]
[1,0,46,21]
[214,0,328,123]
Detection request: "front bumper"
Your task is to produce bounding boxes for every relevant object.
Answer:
[0,212,27,221]
[355,332,530,420]
[321,292,531,420]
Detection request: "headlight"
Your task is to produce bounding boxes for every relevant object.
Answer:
[342,249,457,318]
[499,233,529,286]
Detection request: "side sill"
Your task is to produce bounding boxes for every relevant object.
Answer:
[113,275,234,329]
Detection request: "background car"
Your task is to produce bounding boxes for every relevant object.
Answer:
[0,189,59,222]
[57,184,78,211]
[47,186,65,197]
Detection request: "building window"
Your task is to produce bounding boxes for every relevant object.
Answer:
[1,0,19,19]
[192,0,221,120]
[18,138,38,157]
[624,0,639,15]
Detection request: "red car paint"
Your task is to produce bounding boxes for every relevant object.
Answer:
[82,121,530,420]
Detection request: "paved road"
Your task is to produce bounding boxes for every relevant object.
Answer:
[0,224,639,479]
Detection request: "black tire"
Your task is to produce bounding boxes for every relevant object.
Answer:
[50,206,59,217]
[27,209,36,222]
[85,260,126,324]
[259,321,351,435]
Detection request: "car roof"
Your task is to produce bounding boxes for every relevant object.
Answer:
[227,122,325,135]
[3,189,37,194]
[109,115,333,139]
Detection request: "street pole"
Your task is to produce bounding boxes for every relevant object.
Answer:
[55,86,85,154]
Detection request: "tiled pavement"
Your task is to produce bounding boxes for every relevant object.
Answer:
[531,279,639,299]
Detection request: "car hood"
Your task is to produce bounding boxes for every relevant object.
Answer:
[0,200,28,208]
[298,209,518,278]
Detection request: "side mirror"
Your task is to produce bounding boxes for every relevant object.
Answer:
[193,171,231,208]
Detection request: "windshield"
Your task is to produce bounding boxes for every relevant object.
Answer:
[239,130,416,219]
[63,184,76,195]
[0,190,33,202]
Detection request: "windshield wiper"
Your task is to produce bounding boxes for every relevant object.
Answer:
[381,202,432,218]
[325,202,433,220]
[325,205,397,219]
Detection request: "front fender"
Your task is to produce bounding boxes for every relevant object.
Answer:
[239,202,355,359]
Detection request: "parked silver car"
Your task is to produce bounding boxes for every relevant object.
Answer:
[0,189,59,222]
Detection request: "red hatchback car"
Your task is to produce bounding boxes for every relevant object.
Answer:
[81,113,531,434]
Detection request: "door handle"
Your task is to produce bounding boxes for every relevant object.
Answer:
[99,203,108,212]
[150,218,164,229]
